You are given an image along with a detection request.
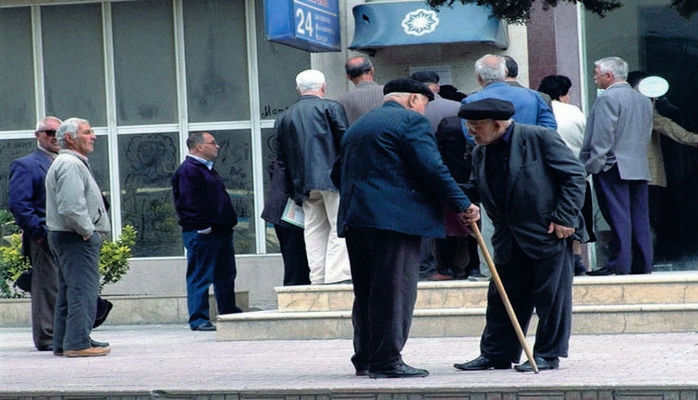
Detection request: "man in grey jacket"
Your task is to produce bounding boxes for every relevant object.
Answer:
[580,57,653,276]
[46,117,111,357]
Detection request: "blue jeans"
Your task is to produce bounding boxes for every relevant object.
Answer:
[182,230,240,329]
[48,231,101,351]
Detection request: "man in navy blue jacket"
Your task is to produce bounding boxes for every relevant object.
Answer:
[172,131,242,331]
[334,79,480,379]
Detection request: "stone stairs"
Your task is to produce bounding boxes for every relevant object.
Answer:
[217,271,698,340]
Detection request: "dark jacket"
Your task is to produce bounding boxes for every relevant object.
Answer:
[275,95,348,204]
[334,101,472,238]
[462,122,587,264]
[172,156,237,233]
[9,149,53,243]
[260,158,301,230]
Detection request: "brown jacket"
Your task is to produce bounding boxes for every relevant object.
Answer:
[648,108,698,187]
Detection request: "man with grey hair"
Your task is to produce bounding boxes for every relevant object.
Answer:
[46,117,111,357]
[580,56,653,276]
[336,56,384,125]
[275,69,351,285]
[466,54,556,129]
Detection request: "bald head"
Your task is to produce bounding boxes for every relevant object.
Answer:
[345,56,375,84]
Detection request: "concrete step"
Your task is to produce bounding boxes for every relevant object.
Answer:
[0,291,249,327]
[217,302,698,340]
[276,271,698,312]
[217,271,698,340]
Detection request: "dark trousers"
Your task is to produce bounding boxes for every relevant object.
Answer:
[481,241,573,363]
[182,230,240,329]
[48,231,101,352]
[28,239,58,350]
[345,227,421,371]
[593,166,653,274]
[274,224,310,286]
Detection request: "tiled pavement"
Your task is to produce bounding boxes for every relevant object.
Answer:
[1,324,698,399]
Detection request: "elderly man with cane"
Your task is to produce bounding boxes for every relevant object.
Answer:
[454,98,587,372]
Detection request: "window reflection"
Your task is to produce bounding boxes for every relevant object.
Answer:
[207,130,256,254]
[118,133,181,257]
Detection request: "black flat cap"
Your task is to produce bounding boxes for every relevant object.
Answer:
[409,70,440,84]
[458,98,515,120]
[383,78,435,101]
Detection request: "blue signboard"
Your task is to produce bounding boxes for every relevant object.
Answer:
[265,0,341,53]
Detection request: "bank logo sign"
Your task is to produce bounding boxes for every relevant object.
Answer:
[401,8,439,36]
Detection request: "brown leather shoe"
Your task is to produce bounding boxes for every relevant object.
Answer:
[428,273,453,281]
[64,346,111,357]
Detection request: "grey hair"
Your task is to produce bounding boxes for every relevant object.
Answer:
[36,116,61,132]
[595,56,628,80]
[475,54,507,83]
[296,69,326,93]
[384,92,411,101]
[56,117,89,148]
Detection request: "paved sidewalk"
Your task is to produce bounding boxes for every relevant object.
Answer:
[2,324,698,398]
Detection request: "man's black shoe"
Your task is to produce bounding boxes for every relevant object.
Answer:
[369,363,429,379]
[93,298,113,328]
[586,267,615,276]
[355,369,369,376]
[37,344,53,352]
[514,356,559,372]
[90,338,110,347]
[454,355,511,371]
[191,322,217,331]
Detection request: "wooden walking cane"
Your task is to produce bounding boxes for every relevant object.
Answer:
[469,221,539,374]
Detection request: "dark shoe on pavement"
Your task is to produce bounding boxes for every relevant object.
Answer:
[93,298,113,328]
[454,355,511,371]
[369,363,429,378]
[90,338,110,347]
[191,322,217,331]
[514,356,559,372]
[586,266,615,276]
[64,346,111,357]
[355,368,369,376]
[37,344,53,352]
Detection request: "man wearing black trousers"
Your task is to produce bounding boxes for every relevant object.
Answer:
[334,79,479,379]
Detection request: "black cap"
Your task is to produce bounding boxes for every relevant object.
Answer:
[383,78,435,101]
[409,70,440,84]
[458,98,515,120]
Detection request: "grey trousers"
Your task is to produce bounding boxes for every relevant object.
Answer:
[28,239,58,350]
[48,231,101,352]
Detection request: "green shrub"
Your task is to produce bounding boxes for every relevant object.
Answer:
[0,209,136,298]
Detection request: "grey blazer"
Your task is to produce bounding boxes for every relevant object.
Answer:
[580,82,653,180]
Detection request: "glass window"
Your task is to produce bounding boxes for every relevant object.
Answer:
[584,0,698,270]
[118,132,182,257]
[261,127,279,252]
[208,130,256,254]
[42,4,107,126]
[0,139,37,209]
[112,0,177,125]
[91,135,111,202]
[0,8,35,131]
[183,0,250,122]
[255,3,311,120]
